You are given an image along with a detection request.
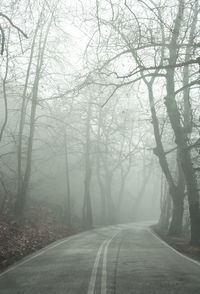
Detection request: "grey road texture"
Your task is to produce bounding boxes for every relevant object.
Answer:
[0,222,200,293]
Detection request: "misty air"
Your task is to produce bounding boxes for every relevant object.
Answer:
[0,0,200,293]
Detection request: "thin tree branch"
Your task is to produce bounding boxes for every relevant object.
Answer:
[0,12,28,38]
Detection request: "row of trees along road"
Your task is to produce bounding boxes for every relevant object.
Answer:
[0,0,158,233]
[80,0,200,245]
[0,0,200,247]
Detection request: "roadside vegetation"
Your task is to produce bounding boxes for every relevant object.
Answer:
[0,200,81,271]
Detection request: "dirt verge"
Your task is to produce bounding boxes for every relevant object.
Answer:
[0,200,83,272]
[151,224,200,262]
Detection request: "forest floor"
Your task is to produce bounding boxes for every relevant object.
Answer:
[0,200,83,272]
[152,224,200,262]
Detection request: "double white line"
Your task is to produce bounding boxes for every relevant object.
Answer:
[87,230,121,294]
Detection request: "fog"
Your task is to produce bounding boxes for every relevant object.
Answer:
[0,0,200,246]
[1,2,200,293]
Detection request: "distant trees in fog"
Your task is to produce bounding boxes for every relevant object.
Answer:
[0,0,199,247]
[83,0,200,245]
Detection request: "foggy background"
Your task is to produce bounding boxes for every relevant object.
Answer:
[0,0,199,240]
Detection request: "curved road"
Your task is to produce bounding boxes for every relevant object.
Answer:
[0,222,200,293]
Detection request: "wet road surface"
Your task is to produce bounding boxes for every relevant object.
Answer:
[0,222,200,293]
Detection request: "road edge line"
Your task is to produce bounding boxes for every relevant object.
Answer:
[0,230,89,278]
[0,225,122,278]
[148,228,200,267]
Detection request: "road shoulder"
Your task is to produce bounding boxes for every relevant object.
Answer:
[151,225,200,264]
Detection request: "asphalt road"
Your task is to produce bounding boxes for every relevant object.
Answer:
[0,222,200,293]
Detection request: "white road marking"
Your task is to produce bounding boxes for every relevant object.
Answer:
[87,230,121,294]
[0,231,88,278]
[101,231,120,294]
[87,240,107,294]
[0,226,121,280]
[148,229,200,267]
[101,244,108,294]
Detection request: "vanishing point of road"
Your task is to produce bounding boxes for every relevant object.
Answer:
[0,222,200,293]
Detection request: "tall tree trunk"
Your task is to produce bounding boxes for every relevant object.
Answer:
[96,108,107,224]
[103,136,115,224]
[83,98,93,229]
[105,171,115,224]
[164,0,200,245]
[117,167,126,210]
[96,163,106,225]
[15,18,52,216]
[168,148,185,235]
[159,179,171,232]
[16,16,42,217]
[147,83,184,235]
[132,166,151,221]
[64,131,71,227]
